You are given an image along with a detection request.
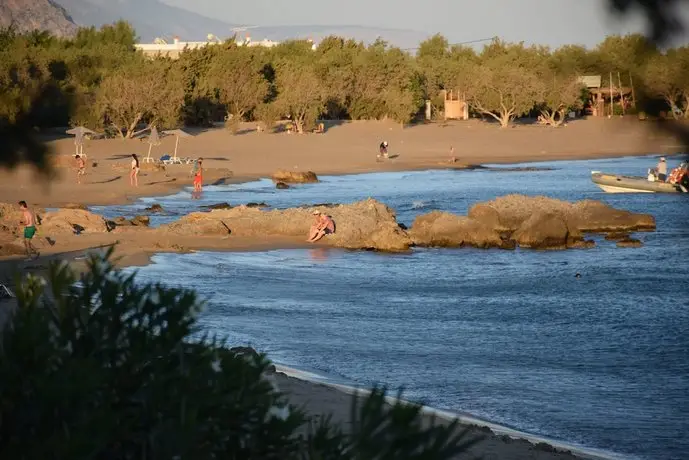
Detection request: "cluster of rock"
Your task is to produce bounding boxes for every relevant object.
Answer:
[0,195,655,257]
[410,195,654,250]
[160,198,411,252]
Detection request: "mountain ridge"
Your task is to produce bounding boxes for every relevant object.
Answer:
[0,0,78,37]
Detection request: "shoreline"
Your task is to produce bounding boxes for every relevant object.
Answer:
[15,151,669,209]
[2,117,685,209]
[273,364,624,460]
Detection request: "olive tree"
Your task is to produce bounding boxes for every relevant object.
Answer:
[464,62,543,127]
[539,76,586,126]
[272,62,326,133]
[94,58,185,138]
[207,46,269,131]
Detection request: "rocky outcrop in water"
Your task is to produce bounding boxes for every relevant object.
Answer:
[145,204,164,213]
[160,198,411,252]
[414,195,654,250]
[409,212,508,249]
[271,170,319,184]
[468,195,655,233]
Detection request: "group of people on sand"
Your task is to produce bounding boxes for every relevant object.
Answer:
[73,153,203,192]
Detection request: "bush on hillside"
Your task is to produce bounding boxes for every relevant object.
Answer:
[0,249,479,459]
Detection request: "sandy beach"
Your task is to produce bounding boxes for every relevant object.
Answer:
[1,118,683,209]
[0,118,680,459]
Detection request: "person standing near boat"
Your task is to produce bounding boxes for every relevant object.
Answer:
[657,157,668,181]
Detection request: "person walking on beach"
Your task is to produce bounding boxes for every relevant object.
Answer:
[76,154,86,184]
[130,154,140,187]
[18,201,39,259]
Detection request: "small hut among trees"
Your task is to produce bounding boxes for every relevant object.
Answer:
[442,90,469,120]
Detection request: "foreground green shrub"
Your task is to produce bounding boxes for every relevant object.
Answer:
[0,251,479,459]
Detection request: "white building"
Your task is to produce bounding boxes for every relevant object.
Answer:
[135,35,284,59]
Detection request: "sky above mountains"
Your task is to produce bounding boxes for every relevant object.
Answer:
[160,0,689,47]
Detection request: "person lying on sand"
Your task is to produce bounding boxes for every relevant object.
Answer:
[307,211,335,242]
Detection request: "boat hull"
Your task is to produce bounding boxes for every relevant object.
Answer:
[591,172,681,194]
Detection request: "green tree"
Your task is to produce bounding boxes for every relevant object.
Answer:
[94,59,185,138]
[175,44,225,126]
[346,42,422,123]
[273,62,326,133]
[539,76,586,126]
[463,41,544,127]
[549,44,601,75]
[594,33,658,78]
[207,46,269,131]
[314,36,362,119]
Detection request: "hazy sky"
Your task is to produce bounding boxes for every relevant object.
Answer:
[160,0,689,47]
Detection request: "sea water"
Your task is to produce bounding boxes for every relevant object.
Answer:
[112,155,688,460]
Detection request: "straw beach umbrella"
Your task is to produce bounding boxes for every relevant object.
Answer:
[144,126,161,163]
[162,129,192,162]
[66,127,97,157]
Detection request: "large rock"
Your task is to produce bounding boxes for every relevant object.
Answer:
[511,212,581,249]
[270,170,319,184]
[40,209,109,234]
[469,195,655,233]
[409,212,506,248]
[569,200,656,232]
[160,198,411,251]
[468,195,572,232]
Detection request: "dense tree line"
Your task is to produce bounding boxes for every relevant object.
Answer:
[2,21,689,136]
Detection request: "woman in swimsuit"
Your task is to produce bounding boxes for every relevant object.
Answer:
[130,154,140,187]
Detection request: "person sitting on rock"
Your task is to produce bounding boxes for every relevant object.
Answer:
[307,211,335,242]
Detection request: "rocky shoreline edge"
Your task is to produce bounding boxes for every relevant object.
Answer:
[1,193,654,258]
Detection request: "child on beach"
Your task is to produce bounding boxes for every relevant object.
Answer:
[18,201,39,260]
[76,155,86,184]
[130,154,140,187]
[307,211,335,242]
